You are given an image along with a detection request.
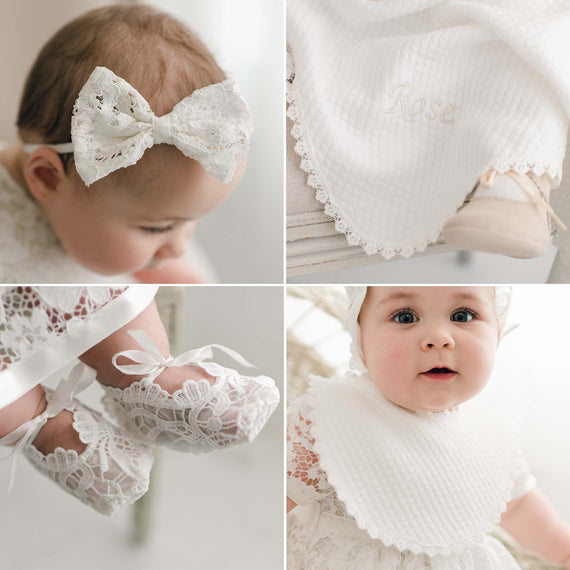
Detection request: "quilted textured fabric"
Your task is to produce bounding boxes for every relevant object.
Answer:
[287,0,570,258]
[287,378,535,568]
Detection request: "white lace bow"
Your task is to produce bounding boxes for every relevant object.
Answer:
[0,363,96,492]
[24,66,253,186]
[112,330,254,380]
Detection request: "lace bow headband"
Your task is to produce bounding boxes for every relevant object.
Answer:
[23,66,254,186]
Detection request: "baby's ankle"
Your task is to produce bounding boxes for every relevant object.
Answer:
[154,365,216,394]
[31,409,86,456]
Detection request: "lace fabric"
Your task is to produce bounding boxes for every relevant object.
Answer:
[288,512,521,570]
[70,67,253,186]
[0,287,125,372]
[0,286,158,409]
[103,359,280,453]
[0,164,132,283]
[23,387,153,516]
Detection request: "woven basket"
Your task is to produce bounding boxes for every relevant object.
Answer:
[286,286,563,570]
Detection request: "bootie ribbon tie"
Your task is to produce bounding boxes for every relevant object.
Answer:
[112,330,255,377]
[480,169,567,230]
[0,363,96,492]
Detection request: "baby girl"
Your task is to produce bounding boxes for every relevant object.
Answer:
[0,286,279,514]
[0,4,252,283]
[287,286,570,568]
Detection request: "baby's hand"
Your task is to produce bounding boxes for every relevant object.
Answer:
[563,553,570,569]
[134,258,205,284]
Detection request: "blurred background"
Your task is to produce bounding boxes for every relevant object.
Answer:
[287,285,570,523]
[0,286,283,570]
[0,0,283,283]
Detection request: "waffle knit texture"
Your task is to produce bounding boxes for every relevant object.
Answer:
[287,0,570,258]
[287,376,535,568]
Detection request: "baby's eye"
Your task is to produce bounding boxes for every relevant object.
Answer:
[451,309,476,322]
[140,225,175,234]
[392,310,418,324]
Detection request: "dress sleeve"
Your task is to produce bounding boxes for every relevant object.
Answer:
[287,394,332,505]
[511,453,537,501]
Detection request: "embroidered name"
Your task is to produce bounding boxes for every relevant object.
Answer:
[384,83,456,124]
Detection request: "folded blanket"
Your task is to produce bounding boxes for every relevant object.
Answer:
[287,0,570,258]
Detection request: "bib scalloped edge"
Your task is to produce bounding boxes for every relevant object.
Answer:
[286,83,563,259]
[306,377,524,559]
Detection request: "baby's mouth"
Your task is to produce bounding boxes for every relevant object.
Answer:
[421,367,457,381]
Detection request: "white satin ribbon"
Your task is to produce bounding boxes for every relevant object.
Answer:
[112,330,254,379]
[23,66,253,186]
[0,363,96,492]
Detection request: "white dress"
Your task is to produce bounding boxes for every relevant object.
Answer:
[0,286,157,409]
[287,378,536,569]
[0,163,132,283]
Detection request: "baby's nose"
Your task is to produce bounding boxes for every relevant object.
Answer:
[420,326,455,351]
[155,234,186,260]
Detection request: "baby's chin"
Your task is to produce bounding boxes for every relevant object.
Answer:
[386,394,464,414]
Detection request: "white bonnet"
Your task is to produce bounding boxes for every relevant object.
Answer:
[345,286,512,372]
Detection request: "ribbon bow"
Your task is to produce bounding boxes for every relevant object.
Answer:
[24,66,253,187]
[480,169,567,231]
[112,330,254,379]
[0,363,96,492]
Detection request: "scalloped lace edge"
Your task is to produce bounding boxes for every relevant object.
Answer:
[286,83,563,259]
[101,362,230,405]
[306,383,523,559]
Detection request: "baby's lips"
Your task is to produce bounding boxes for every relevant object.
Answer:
[422,365,457,374]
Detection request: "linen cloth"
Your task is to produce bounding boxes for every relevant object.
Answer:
[287,0,570,258]
[287,378,535,569]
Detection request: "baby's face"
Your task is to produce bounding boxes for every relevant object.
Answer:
[42,145,242,275]
[359,286,499,412]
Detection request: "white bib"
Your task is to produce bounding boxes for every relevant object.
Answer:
[287,0,570,258]
[310,374,520,557]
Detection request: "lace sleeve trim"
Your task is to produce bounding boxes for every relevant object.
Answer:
[287,394,333,503]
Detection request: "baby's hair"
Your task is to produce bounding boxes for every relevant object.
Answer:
[17,4,226,173]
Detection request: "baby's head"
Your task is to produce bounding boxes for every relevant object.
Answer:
[16,5,247,275]
[346,286,510,413]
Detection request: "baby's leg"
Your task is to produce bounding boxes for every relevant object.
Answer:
[0,385,85,454]
[80,301,215,391]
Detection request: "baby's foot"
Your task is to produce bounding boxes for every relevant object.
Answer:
[101,331,280,453]
[0,364,154,515]
[441,170,565,258]
[32,409,86,455]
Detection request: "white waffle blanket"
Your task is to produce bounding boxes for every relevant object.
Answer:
[287,0,570,258]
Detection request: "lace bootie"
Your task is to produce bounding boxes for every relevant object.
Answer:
[0,364,153,516]
[441,170,566,258]
[101,331,280,453]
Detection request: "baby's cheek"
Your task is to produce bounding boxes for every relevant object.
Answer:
[368,340,406,379]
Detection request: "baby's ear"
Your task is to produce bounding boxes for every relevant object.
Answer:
[23,148,68,202]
